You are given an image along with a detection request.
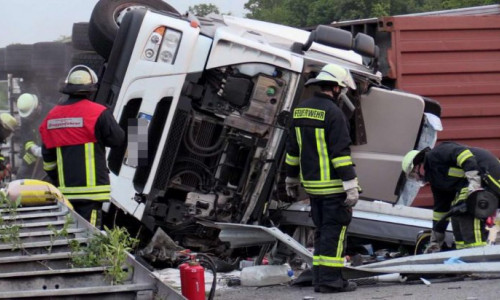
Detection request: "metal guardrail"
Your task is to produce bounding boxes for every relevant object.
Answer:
[0,201,184,299]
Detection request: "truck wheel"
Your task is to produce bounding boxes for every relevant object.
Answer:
[70,51,106,75]
[88,0,179,60]
[414,231,431,255]
[72,22,95,51]
[32,42,69,79]
[0,48,6,80]
[5,44,33,75]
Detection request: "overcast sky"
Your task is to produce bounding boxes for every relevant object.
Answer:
[0,0,248,48]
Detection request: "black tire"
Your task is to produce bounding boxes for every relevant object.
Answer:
[0,48,5,72]
[89,0,179,59]
[0,48,6,80]
[5,44,33,74]
[70,51,106,75]
[32,42,69,78]
[72,22,95,51]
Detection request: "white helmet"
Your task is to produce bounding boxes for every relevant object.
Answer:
[305,64,356,90]
[61,65,98,95]
[17,93,39,118]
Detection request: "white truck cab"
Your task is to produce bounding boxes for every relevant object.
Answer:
[88,2,441,252]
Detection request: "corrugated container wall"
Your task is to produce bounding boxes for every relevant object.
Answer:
[331,8,500,207]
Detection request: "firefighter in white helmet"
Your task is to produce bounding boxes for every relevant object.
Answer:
[0,113,18,182]
[285,64,359,293]
[16,93,47,180]
[39,65,125,228]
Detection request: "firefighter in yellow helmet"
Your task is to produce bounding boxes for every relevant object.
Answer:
[39,65,125,228]
[16,93,48,180]
[402,142,500,253]
[0,113,18,182]
[285,64,359,293]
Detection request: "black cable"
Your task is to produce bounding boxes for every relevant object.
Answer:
[196,253,217,300]
[187,113,227,152]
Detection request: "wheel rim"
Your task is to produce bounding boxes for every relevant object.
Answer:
[114,5,147,27]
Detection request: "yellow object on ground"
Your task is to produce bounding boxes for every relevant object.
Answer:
[2,179,74,209]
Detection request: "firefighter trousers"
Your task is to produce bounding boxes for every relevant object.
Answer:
[451,214,487,249]
[310,194,352,288]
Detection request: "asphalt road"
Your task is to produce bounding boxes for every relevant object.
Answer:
[214,274,500,300]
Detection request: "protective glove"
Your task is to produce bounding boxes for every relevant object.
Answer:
[424,230,445,254]
[29,144,42,158]
[343,178,359,207]
[285,177,301,198]
[465,170,482,195]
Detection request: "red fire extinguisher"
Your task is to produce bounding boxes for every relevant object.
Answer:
[179,259,206,300]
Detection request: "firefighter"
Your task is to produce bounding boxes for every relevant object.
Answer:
[39,65,125,228]
[285,64,360,293]
[0,113,18,182]
[402,141,500,253]
[16,93,47,179]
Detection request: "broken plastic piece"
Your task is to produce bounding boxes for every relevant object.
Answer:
[420,277,431,286]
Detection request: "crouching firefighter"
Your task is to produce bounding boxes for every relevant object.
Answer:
[285,64,360,293]
[402,141,500,253]
[39,65,125,228]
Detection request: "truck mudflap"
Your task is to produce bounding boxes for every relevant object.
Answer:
[0,202,184,299]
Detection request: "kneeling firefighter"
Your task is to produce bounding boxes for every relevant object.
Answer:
[402,141,500,253]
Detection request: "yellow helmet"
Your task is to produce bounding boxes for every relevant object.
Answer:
[61,65,98,95]
[0,113,18,132]
[305,63,356,90]
[17,93,39,118]
[402,150,420,176]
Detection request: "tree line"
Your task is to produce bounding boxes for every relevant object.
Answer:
[190,0,498,27]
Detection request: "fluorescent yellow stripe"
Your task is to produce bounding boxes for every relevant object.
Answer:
[317,255,344,267]
[65,193,110,201]
[56,147,65,187]
[90,210,97,226]
[433,211,449,221]
[448,167,465,178]
[25,141,36,151]
[59,185,111,194]
[463,241,486,248]
[487,174,500,190]
[336,226,347,257]
[474,218,482,244]
[302,179,343,187]
[285,153,299,166]
[455,241,466,249]
[316,128,329,181]
[457,149,473,167]
[296,127,303,181]
[43,161,57,171]
[85,143,96,187]
[332,156,353,168]
[304,187,345,195]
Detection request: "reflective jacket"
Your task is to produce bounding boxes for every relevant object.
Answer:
[285,92,357,196]
[425,141,500,226]
[425,142,500,191]
[39,97,125,202]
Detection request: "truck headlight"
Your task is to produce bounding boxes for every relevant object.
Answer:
[141,27,181,64]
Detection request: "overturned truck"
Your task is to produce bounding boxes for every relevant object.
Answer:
[87,0,442,257]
